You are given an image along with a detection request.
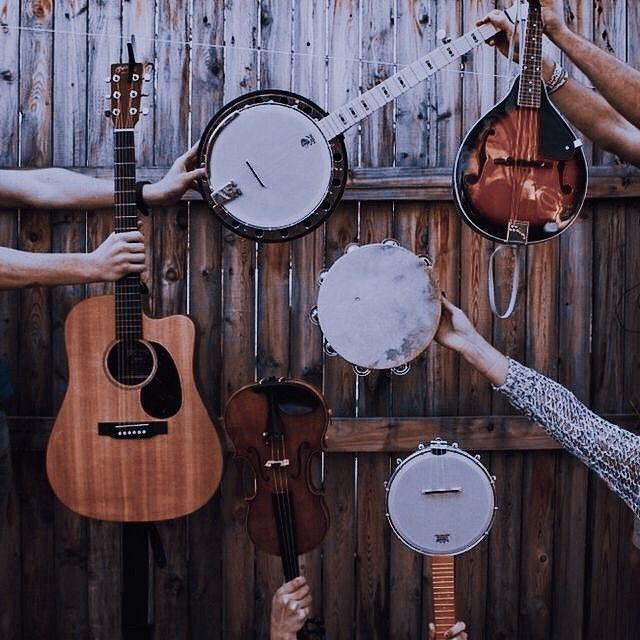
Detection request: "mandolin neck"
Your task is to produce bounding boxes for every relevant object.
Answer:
[316,17,506,140]
[113,129,142,341]
[517,0,544,108]
[430,555,456,640]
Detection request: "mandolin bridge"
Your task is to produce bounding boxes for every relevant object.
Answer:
[98,420,168,439]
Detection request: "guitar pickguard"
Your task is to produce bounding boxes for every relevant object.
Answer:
[140,341,182,419]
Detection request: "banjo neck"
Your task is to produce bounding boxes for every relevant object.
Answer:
[316,1,528,141]
[430,555,456,640]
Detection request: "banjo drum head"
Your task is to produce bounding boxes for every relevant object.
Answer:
[198,90,347,242]
[316,243,441,370]
[386,443,496,556]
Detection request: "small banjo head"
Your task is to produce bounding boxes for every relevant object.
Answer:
[386,440,497,556]
[198,89,348,242]
[314,241,441,373]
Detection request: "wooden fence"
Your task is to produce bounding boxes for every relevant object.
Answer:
[1,1,640,638]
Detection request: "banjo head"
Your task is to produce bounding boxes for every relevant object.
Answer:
[316,242,441,370]
[386,441,497,556]
[198,90,348,242]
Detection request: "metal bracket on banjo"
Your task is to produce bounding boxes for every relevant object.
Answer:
[209,180,242,207]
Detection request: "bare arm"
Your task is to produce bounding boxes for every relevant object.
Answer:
[481,8,640,167]
[0,143,205,210]
[541,0,640,130]
[0,230,145,289]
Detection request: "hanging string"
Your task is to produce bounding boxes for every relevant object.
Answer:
[1,22,516,81]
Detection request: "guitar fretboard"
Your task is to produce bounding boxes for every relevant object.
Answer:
[316,19,502,141]
[113,129,142,341]
[517,0,543,108]
[431,555,456,640]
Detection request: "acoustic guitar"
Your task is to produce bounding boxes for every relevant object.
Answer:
[453,0,587,245]
[46,59,223,522]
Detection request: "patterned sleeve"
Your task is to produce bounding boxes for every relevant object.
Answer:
[494,358,640,517]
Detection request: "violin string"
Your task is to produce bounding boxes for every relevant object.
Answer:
[2,23,515,82]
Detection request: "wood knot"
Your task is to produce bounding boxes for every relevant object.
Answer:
[165,267,179,282]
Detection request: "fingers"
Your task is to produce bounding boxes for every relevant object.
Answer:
[184,167,207,182]
[440,295,457,313]
[115,230,144,243]
[445,621,467,638]
[428,622,436,640]
[181,140,201,169]
[278,576,307,595]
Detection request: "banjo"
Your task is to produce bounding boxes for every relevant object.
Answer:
[197,1,529,241]
[385,439,497,639]
[311,240,441,376]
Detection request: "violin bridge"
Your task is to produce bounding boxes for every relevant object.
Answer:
[506,220,529,244]
[265,458,290,468]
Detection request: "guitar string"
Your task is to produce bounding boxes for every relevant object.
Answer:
[2,23,518,82]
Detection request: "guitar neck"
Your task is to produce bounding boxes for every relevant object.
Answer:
[113,129,142,341]
[517,0,543,108]
[316,20,501,140]
[430,555,456,640]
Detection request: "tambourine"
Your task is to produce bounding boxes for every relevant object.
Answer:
[310,240,441,375]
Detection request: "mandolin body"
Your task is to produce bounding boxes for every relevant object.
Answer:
[453,77,588,244]
[46,295,223,522]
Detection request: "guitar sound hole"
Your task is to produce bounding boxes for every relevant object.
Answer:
[106,339,156,387]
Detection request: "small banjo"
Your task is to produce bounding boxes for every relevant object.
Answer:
[197,1,529,241]
[385,439,497,639]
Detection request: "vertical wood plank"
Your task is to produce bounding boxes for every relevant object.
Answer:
[552,209,592,639]
[187,3,226,637]
[322,202,358,640]
[220,5,259,635]
[586,201,626,639]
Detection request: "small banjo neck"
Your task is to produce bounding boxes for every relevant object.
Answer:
[316,1,528,141]
[430,555,456,640]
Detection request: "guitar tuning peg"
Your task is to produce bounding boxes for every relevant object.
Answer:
[141,108,150,116]
[104,110,112,118]
[105,93,112,100]
[143,72,152,82]
[104,76,111,83]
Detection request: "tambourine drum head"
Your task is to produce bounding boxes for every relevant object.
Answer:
[386,448,495,556]
[317,244,441,369]
[205,101,332,230]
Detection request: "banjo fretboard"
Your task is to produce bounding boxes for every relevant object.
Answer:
[317,5,522,141]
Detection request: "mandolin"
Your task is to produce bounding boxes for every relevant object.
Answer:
[453,0,587,244]
[46,59,223,522]
[224,378,329,639]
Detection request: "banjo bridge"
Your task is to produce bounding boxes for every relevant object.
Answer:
[421,487,462,495]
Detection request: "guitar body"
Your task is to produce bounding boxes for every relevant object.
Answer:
[46,295,223,521]
[453,77,588,244]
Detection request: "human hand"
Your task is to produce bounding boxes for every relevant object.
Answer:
[477,7,517,61]
[435,297,481,356]
[428,620,468,639]
[88,230,146,281]
[538,0,570,40]
[143,142,206,206]
[270,576,312,640]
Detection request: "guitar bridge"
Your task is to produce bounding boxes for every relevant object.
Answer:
[98,420,168,439]
[506,220,529,244]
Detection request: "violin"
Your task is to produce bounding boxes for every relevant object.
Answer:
[224,378,330,639]
[453,0,587,245]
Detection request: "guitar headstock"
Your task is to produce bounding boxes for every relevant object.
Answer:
[106,62,152,129]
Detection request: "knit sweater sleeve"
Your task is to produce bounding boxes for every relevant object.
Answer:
[494,358,640,517]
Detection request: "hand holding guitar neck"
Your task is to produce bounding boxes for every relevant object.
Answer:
[270,576,312,640]
[428,621,468,640]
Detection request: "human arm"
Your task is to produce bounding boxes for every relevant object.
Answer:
[428,621,467,639]
[270,576,312,640]
[0,143,205,210]
[480,7,640,166]
[0,230,145,289]
[435,298,640,517]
